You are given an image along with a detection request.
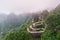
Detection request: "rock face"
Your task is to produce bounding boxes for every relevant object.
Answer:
[31,33,41,38]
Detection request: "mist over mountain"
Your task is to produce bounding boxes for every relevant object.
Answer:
[0,14,7,23]
[0,4,60,40]
[0,13,32,35]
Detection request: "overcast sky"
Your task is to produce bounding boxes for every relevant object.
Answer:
[0,0,60,14]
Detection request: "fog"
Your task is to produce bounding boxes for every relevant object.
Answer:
[0,0,60,14]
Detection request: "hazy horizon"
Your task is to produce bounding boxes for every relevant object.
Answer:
[0,0,60,15]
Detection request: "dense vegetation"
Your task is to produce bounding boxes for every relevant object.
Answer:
[0,4,60,40]
[0,13,32,40]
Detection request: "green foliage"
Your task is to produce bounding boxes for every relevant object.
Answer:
[46,13,60,29]
[4,28,33,40]
[4,21,34,40]
[4,31,33,40]
[56,25,60,30]
[41,29,58,40]
[41,30,52,40]
[36,24,44,28]
[56,32,60,40]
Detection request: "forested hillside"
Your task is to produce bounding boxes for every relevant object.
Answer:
[0,4,60,40]
[0,13,32,40]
